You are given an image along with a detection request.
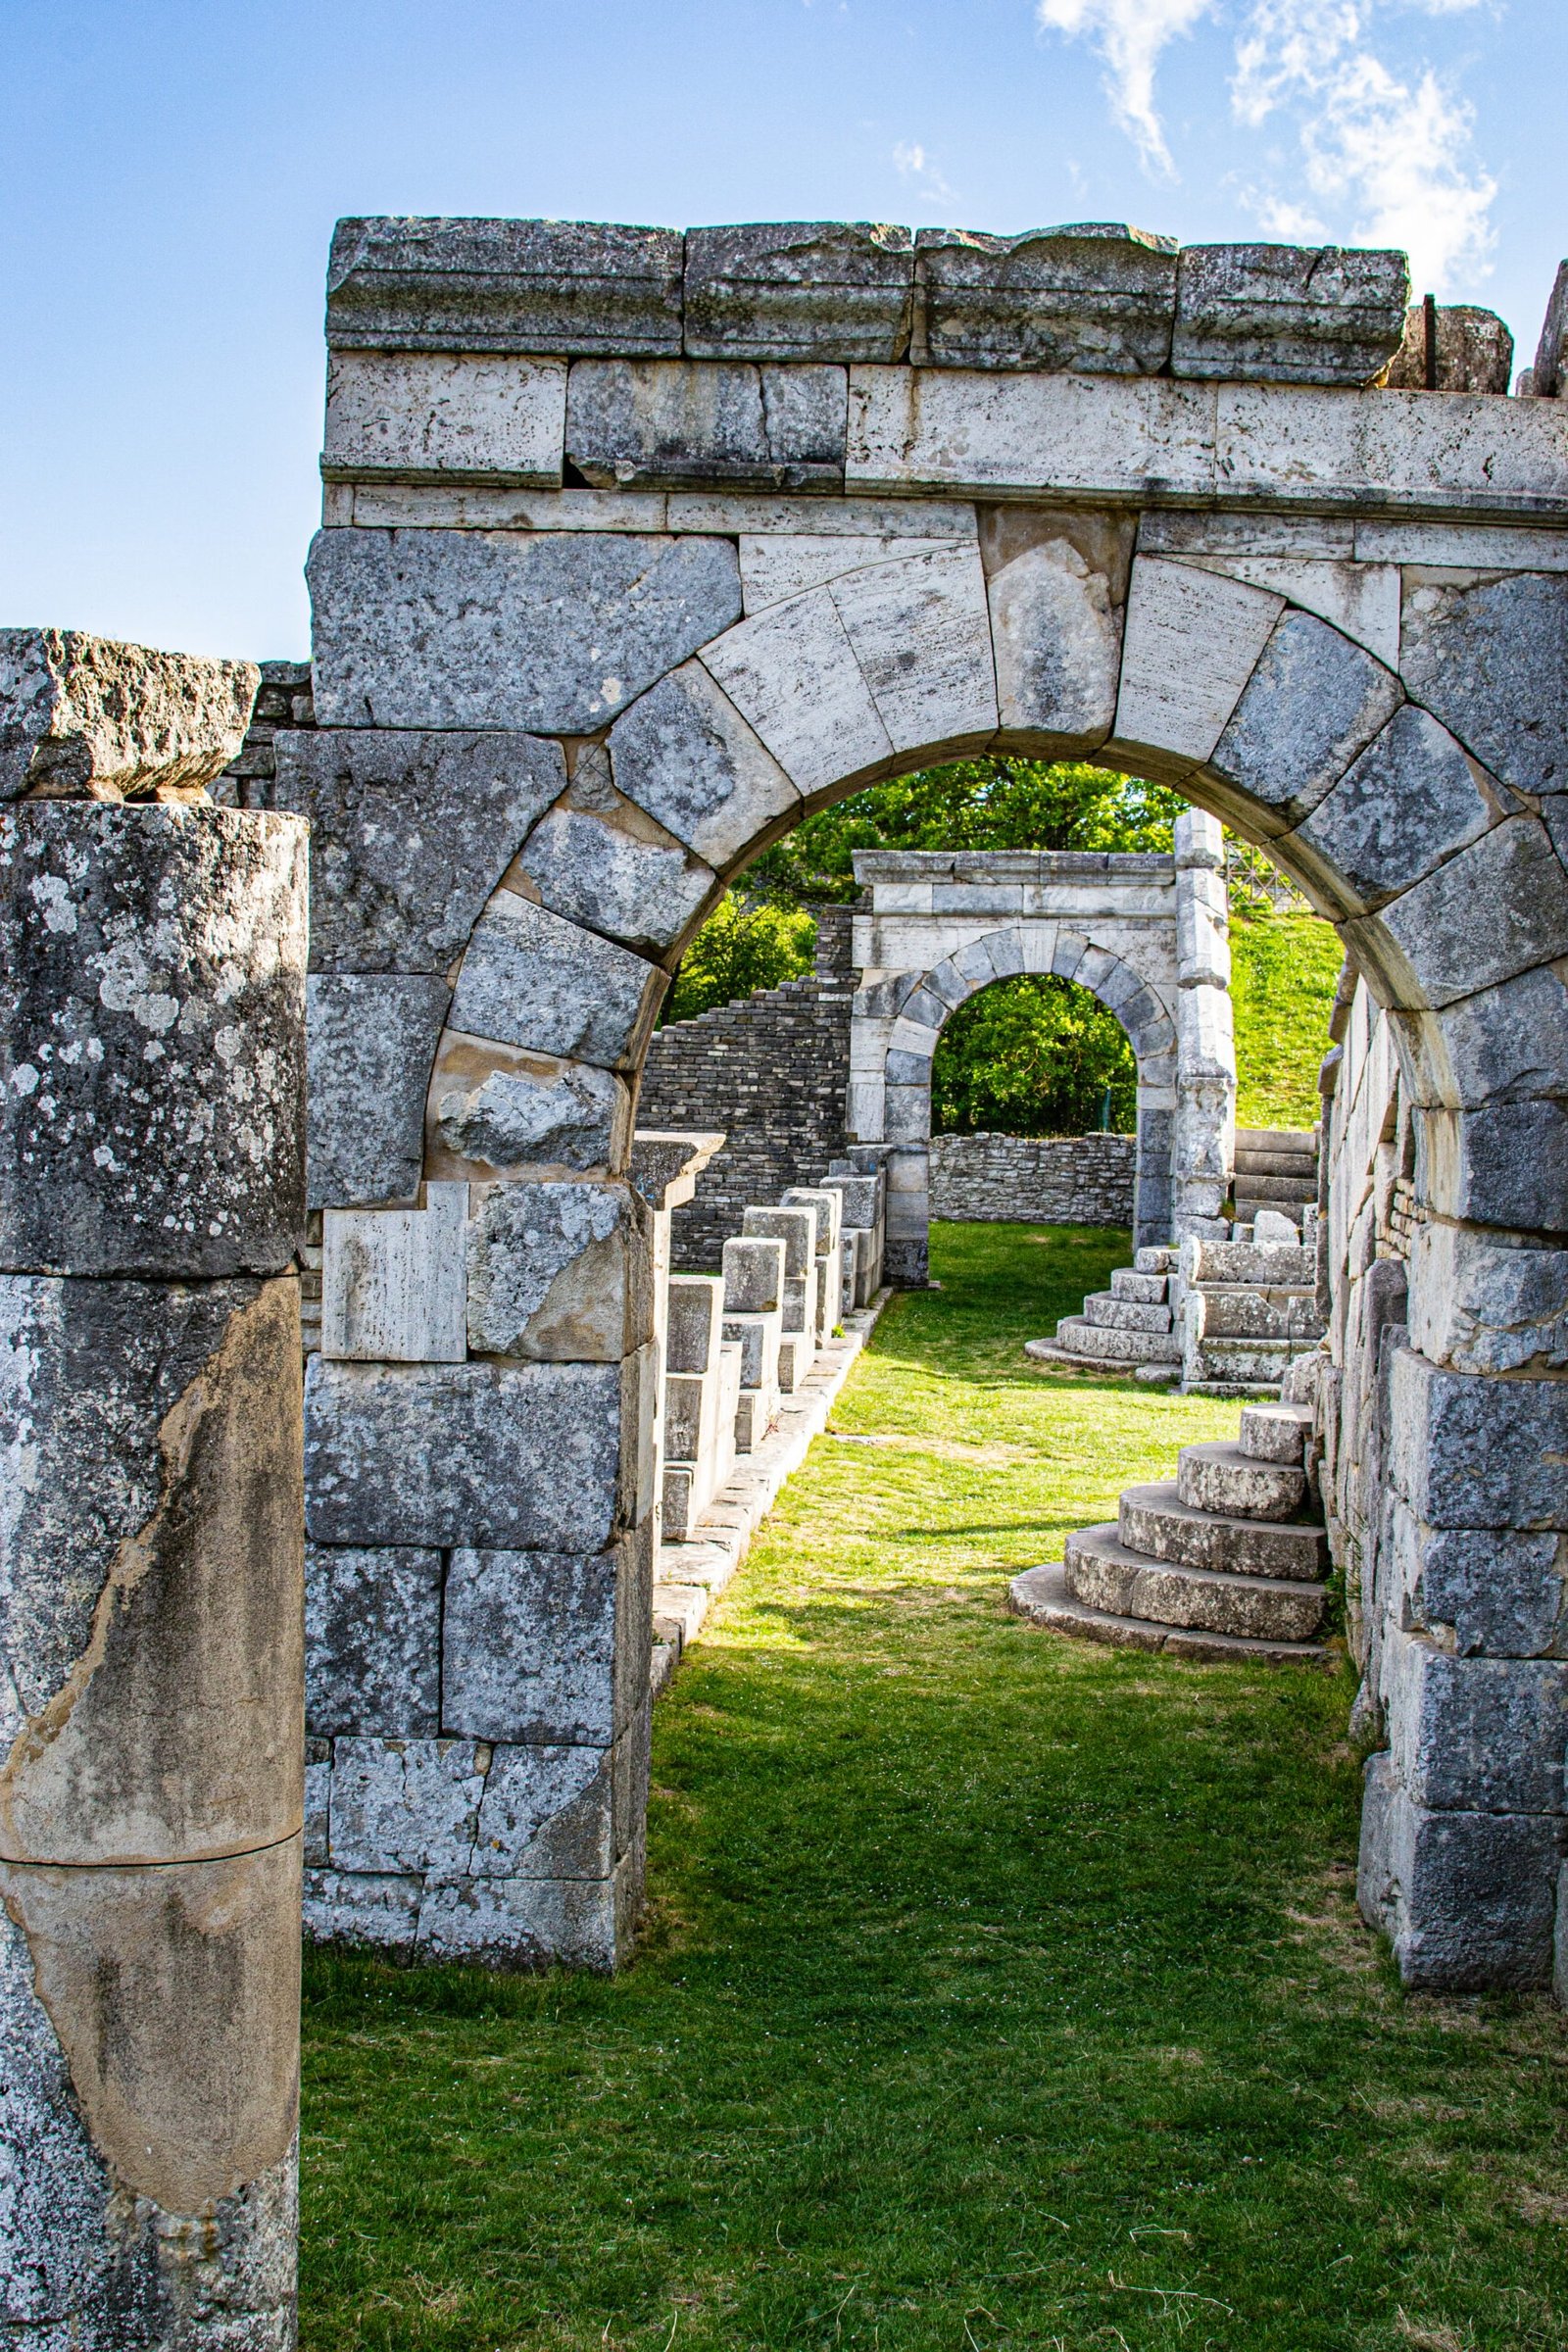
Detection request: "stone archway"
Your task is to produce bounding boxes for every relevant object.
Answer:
[285,218,1568,1995]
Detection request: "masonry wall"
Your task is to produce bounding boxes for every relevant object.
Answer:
[638,907,855,1269]
[929,1130,1136,1227]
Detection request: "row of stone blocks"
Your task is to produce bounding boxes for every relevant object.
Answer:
[1231,1122,1320,1231]
[1009,1394,1330,1664]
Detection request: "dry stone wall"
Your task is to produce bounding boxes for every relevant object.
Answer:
[928,1131,1136,1226]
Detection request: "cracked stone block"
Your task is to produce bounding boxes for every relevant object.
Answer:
[0,805,307,1277]
[721,1309,781,1392]
[1208,611,1401,829]
[511,755,715,959]
[1348,816,1568,1013]
[322,351,567,482]
[0,1274,303,1860]
[1400,965,1568,1113]
[469,1740,613,1877]
[1112,559,1283,770]
[307,972,451,1209]
[1388,1347,1568,1531]
[1358,1750,1559,1989]
[442,1530,650,1745]
[466,1178,652,1360]
[325,216,685,356]
[700,579,893,796]
[989,539,1119,754]
[1389,1498,1567,1658]
[305,1352,634,1551]
[0,629,258,804]
[416,1847,639,1970]
[308,527,742,734]
[327,1737,486,1878]
[424,1034,632,1179]
[913,223,1177,373]
[1398,572,1568,798]
[1387,1635,1568,1815]
[684,222,914,362]
[1289,706,1493,916]
[305,1544,442,1737]
[448,890,664,1070]
[303,1864,422,1949]
[606,661,801,873]
[565,359,847,490]
[1383,301,1514,394]
[1172,243,1408,384]
[268,727,564,972]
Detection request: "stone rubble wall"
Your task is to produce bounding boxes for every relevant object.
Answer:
[928,1130,1136,1226]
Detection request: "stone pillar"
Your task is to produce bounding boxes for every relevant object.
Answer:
[1171,810,1237,1256]
[629,1131,727,1529]
[0,770,308,2344]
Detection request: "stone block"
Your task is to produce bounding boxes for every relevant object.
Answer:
[783,1185,843,1252]
[308,527,742,734]
[1390,1498,1567,1659]
[1357,1750,1560,1989]
[1399,571,1568,798]
[305,1756,330,1864]
[988,538,1118,755]
[321,1183,467,1362]
[1406,1222,1568,1376]
[828,547,997,757]
[660,1463,698,1543]
[1289,706,1493,917]
[1391,1635,1568,1819]
[913,223,1176,373]
[442,1531,649,1743]
[1112,559,1283,771]
[1533,260,1568,398]
[742,1204,817,1278]
[304,1864,422,1949]
[325,216,685,356]
[466,1177,650,1360]
[305,1545,441,1738]
[1400,965,1568,1117]
[700,583,895,795]
[665,1274,725,1374]
[269,726,564,973]
[606,661,800,872]
[684,222,913,362]
[0,1275,303,1865]
[776,1332,808,1391]
[416,1845,637,1969]
[1415,1100,1568,1236]
[1383,302,1513,395]
[738,530,956,614]
[0,629,257,803]
[0,806,307,1277]
[722,1235,786,1314]
[308,972,450,1209]
[1208,612,1401,830]
[511,754,714,959]
[781,1263,821,1337]
[305,1352,633,1550]
[1172,243,1407,384]
[817,1172,883,1231]
[425,1034,632,1178]
[323,351,567,482]
[1388,1347,1568,1530]
[565,359,846,490]
[722,1308,781,1392]
[469,1739,619,1878]
[449,889,664,1069]
[1357,816,1568,1011]
[328,1737,485,1878]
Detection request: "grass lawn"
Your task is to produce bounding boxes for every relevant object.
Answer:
[301,1223,1566,2352]
[1230,912,1344,1133]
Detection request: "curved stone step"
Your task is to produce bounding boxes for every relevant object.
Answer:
[1051,1314,1182,1364]
[1176,1440,1308,1521]
[1118,1482,1326,1579]
[1064,1526,1328,1642]
[1085,1291,1172,1335]
[1239,1401,1312,1465]
[1007,1562,1331,1666]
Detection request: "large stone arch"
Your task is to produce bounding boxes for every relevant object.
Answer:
[290,231,1568,1991]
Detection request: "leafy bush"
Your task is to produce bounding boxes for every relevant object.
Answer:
[661,893,817,1024]
[931,974,1137,1136]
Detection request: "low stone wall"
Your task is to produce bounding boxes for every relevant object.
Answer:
[929,1131,1136,1227]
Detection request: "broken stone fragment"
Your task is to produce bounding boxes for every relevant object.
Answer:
[424,1032,633,1179]
[0,629,258,804]
[683,221,914,363]
[1171,243,1409,385]
[606,660,801,874]
[509,756,715,962]
[307,971,452,1208]
[465,1178,652,1361]
[913,223,1177,373]
[1382,303,1514,394]
[325,215,685,356]
[989,536,1120,754]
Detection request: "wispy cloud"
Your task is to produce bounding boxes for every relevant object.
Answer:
[1035,0,1215,175]
[893,139,957,207]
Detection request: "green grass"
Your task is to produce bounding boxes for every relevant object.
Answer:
[1230,911,1344,1133]
[301,1224,1566,2352]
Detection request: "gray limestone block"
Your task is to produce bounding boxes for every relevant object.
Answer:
[512,755,715,959]
[818,1173,883,1230]
[684,222,914,362]
[305,1759,330,1864]
[987,929,1026,980]
[305,1353,634,1551]
[1407,1221,1568,1378]
[1414,1099,1568,1234]
[443,1530,650,1744]
[1356,1752,1561,1992]
[1390,1638,1568,1815]
[466,1177,652,1360]
[415,1850,635,1969]
[988,537,1120,755]
[1389,1346,1568,1530]
[607,661,801,873]
[782,1185,843,1251]
[565,359,847,490]
[305,1544,442,1737]
[0,1274,303,1862]
[1533,259,1568,397]
[1394,1505,1567,1659]
[470,1740,613,1877]
[448,890,664,1070]
[884,1048,932,1085]
[0,628,258,804]
[665,1274,725,1374]
[662,1374,708,1464]
[0,805,307,1277]
[742,1203,815,1277]
[1172,243,1408,384]
[722,1234,786,1314]
[883,1086,930,1143]
[1365,815,1568,1011]
[304,1864,422,1951]
[721,1309,781,1389]
[325,216,685,356]
[1288,705,1493,916]
[308,528,742,735]
[425,1035,631,1179]
[913,223,1177,373]
[1383,301,1514,394]
[268,727,564,973]
[307,972,451,1209]
[1402,962,1568,1109]
[1209,612,1402,825]
[328,1736,486,1878]
[1398,572,1568,797]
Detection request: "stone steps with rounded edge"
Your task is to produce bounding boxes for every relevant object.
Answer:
[1007,1561,1331,1667]
[1177,1439,1308,1521]
[1064,1526,1328,1642]
[1111,1267,1169,1304]
[1239,1401,1312,1464]
[1051,1314,1182,1363]
[1118,1481,1326,1579]
[1085,1290,1173,1334]
[1236,1126,1319,1156]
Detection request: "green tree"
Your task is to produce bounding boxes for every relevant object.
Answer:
[931,975,1138,1137]
[661,893,817,1024]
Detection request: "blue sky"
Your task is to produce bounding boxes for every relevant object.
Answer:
[2,0,1560,660]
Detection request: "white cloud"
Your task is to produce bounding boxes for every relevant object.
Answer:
[1035,0,1215,175]
[893,139,957,206]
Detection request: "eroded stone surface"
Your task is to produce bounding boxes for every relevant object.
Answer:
[1208,611,1401,827]
[449,891,664,1069]
[1398,571,1568,796]
[1289,706,1494,915]
[305,1545,441,1738]
[511,757,715,959]
[442,1534,650,1743]
[424,1035,632,1177]
[0,630,257,804]
[326,216,685,356]
[606,662,801,871]
[565,359,846,489]
[989,538,1119,752]
[914,223,1177,374]
[1172,243,1408,384]
[307,973,450,1208]
[683,222,913,362]
[466,1179,651,1360]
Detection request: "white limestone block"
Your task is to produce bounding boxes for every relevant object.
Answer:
[846,368,1216,501]
[699,585,893,795]
[347,483,669,531]
[1173,808,1224,869]
[323,353,566,483]
[1139,512,1355,560]
[321,1183,467,1363]
[988,538,1119,753]
[740,534,956,614]
[1112,559,1283,771]
[1215,383,1568,518]
[1182,556,1400,668]
[1352,519,1568,571]
[829,545,998,756]
[1018,920,1060,974]
[668,493,976,538]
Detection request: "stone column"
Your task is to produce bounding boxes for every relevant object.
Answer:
[0,682,308,2345]
[1171,809,1237,1261]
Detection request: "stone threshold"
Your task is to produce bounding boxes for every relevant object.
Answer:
[650,1286,895,1697]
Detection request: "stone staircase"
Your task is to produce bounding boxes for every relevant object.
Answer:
[1233,1124,1319,1230]
[1008,1396,1331,1663]
[1180,1230,1325,1395]
[1024,1244,1182,1380]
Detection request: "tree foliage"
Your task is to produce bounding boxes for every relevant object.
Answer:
[662,893,817,1024]
[931,975,1137,1137]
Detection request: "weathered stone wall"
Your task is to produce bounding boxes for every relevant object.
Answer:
[637,907,855,1267]
[929,1131,1136,1225]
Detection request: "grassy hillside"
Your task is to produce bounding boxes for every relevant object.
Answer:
[1230,910,1343,1133]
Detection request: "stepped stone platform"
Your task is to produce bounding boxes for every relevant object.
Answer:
[1233,1124,1319,1231]
[1025,1244,1182,1379]
[1009,1398,1331,1664]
